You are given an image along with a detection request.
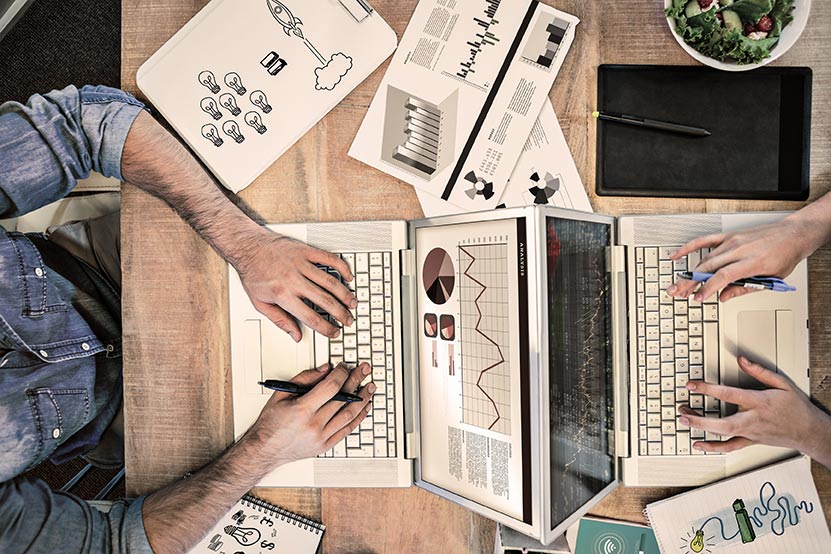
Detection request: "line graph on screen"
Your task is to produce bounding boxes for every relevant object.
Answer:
[458,241,512,435]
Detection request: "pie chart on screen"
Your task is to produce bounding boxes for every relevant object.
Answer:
[423,248,455,305]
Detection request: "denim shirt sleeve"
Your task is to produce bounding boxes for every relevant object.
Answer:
[0,85,145,218]
[0,478,153,553]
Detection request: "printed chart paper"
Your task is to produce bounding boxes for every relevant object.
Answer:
[350,0,578,211]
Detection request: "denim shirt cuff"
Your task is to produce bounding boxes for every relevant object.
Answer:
[78,87,146,181]
[123,495,155,553]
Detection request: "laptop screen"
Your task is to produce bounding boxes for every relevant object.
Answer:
[546,216,615,529]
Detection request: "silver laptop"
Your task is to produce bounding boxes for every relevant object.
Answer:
[227,206,809,543]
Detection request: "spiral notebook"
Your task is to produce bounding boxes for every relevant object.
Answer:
[189,494,324,553]
[644,456,830,554]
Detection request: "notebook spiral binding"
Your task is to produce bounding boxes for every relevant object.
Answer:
[241,494,326,535]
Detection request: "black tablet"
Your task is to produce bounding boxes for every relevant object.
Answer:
[596,65,811,200]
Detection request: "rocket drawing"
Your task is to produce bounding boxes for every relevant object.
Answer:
[266,0,304,39]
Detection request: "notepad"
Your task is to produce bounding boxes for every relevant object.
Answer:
[645,456,830,554]
[188,494,324,554]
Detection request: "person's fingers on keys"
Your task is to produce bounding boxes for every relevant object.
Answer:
[251,299,302,342]
[669,233,726,261]
[693,436,754,454]
[283,295,341,339]
[322,403,372,451]
[738,356,791,390]
[298,363,352,411]
[301,278,354,329]
[691,261,755,302]
[685,380,752,407]
[307,246,354,284]
[304,262,357,312]
[322,380,375,439]
[316,363,372,421]
[677,408,743,437]
[667,276,699,299]
[261,363,331,403]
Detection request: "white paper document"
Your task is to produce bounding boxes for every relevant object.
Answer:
[350,0,578,211]
[416,100,592,217]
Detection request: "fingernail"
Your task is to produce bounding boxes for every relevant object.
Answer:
[692,443,703,451]
[319,363,330,372]
[667,285,677,295]
[291,332,300,342]
[679,416,690,426]
[669,250,678,258]
[686,381,697,391]
[693,293,702,302]
[350,298,358,308]
[362,364,371,375]
[347,316,354,326]
[368,383,377,394]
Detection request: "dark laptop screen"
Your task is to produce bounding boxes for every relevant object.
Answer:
[546,216,615,529]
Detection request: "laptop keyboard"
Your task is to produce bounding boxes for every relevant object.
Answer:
[635,247,723,456]
[318,251,397,459]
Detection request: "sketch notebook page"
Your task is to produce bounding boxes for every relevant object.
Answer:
[188,494,324,553]
[644,456,830,554]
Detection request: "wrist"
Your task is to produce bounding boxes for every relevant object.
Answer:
[784,209,831,260]
[799,407,831,463]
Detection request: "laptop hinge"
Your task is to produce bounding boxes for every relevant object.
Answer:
[338,0,373,22]
[607,245,630,459]
[400,247,419,460]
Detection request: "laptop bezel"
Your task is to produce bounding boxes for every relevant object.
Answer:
[407,206,542,537]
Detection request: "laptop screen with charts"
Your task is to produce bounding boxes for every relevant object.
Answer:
[544,215,616,530]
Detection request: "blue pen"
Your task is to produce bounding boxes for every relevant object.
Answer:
[676,271,796,292]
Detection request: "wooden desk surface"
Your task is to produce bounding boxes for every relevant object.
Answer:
[121,1,831,551]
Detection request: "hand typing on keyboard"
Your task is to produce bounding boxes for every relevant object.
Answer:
[235,233,358,342]
[666,209,831,303]
[677,357,831,469]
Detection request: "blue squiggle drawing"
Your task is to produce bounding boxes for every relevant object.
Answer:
[695,481,814,543]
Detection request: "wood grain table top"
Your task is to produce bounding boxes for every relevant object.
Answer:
[121,1,831,552]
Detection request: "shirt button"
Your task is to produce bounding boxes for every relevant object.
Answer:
[81,343,90,351]
[52,428,61,439]
[34,267,44,277]
[39,350,48,358]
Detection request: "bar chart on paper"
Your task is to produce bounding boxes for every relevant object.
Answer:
[458,240,512,435]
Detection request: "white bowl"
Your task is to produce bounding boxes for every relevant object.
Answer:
[664,0,811,71]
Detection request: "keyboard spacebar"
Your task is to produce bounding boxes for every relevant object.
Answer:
[703,322,719,386]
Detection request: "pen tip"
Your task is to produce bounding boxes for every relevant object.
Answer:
[592,110,600,118]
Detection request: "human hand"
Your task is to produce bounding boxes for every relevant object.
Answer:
[236,230,357,341]
[677,357,831,465]
[248,362,374,467]
[666,216,812,302]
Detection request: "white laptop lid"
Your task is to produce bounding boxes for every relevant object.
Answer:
[539,208,620,542]
[409,208,539,534]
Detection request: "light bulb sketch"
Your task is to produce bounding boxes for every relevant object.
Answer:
[222,120,246,144]
[690,529,705,553]
[201,124,224,147]
[198,70,221,94]
[223,525,261,547]
[219,93,242,116]
[200,97,222,120]
[250,90,272,113]
[265,1,353,91]
[244,111,267,134]
[225,72,247,95]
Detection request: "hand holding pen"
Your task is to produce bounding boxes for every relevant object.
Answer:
[666,217,810,302]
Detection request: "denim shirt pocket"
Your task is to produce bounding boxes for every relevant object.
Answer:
[25,388,91,469]
[7,234,67,316]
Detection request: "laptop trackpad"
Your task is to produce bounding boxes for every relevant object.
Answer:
[260,320,315,383]
[736,310,791,389]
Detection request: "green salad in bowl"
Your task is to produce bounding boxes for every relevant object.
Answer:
[666,0,797,65]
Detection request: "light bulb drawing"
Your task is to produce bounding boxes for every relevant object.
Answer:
[223,524,261,547]
[200,97,222,120]
[690,529,705,553]
[222,120,246,144]
[219,93,242,116]
[265,1,353,91]
[244,111,267,134]
[198,70,221,94]
[250,90,272,113]
[201,124,224,147]
[225,72,247,95]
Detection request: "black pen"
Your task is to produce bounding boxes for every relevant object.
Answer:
[593,110,711,137]
[258,379,364,403]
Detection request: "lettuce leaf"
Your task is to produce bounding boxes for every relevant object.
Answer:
[719,0,773,24]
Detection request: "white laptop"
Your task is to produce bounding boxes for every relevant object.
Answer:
[228,206,809,543]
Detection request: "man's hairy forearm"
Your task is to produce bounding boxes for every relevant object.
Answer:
[142,431,276,553]
[121,111,265,268]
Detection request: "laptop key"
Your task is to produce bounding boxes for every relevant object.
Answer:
[677,432,691,455]
[648,442,661,455]
[662,435,676,455]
